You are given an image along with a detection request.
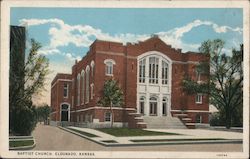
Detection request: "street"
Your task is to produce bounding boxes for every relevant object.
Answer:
[32,123,243,151]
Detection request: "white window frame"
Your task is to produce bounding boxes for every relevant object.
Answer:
[77,74,81,106]
[149,57,159,84]
[149,96,158,115]
[139,96,145,115]
[104,59,116,76]
[63,83,68,98]
[91,60,95,77]
[195,94,203,104]
[90,83,94,100]
[86,66,90,103]
[196,70,201,82]
[139,59,146,83]
[81,70,85,104]
[162,97,167,116]
[162,60,168,85]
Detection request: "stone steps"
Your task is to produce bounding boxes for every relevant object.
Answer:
[143,116,187,129]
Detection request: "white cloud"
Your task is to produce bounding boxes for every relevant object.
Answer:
[19,18,242,54]
[37,47,60,55]
[22,18,242,105]
[63,52,81,62]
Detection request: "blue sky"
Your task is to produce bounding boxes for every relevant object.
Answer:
[10,8,243,105]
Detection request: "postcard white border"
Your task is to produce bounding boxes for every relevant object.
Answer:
[0,0,249,158]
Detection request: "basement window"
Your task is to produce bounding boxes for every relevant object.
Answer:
[104,112,111,122]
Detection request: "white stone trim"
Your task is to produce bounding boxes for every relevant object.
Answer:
[104,59,116,65]
[171,109,209,113]
[51,79,72,89]
[60,102,71,122]
[172,60,199,64]
[137,51,172,117]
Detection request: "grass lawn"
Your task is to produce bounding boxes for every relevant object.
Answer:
[96,128,180,137]
[67,128,98,137]
[101,140,118,143]
[131,138,226,142]
[9,140,34,147]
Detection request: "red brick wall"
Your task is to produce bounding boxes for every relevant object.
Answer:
[51,36,210,124]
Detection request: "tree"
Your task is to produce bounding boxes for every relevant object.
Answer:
[99,79,124,128]
[36,105,51,124]
[183,39,243,129]
[9,38,49,135]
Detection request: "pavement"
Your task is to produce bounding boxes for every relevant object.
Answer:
[32,123,243,151]
[64,126,243,146]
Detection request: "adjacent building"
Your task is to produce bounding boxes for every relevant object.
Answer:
[50,36,209,128]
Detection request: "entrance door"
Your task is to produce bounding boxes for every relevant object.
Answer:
[61,104,69,121]
[162,97,167,116]
[139,97,145,115]
[149,97,157,116]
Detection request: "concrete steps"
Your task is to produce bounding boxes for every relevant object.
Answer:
[143,116,187,129]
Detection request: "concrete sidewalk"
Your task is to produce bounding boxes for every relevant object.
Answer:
[64,126,243,146]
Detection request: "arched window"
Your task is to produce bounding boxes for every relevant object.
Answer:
[162,61,168,84]
[91,83,94,100]
[81,70,85,103]
[86,66,90,103]
[105,112,111,122]
[139,96,145,115]
[149,96,158,115]
[91,61,95,77]
[77,73,80,105]
[149,57,159,84]
[162,97,168,116]
[139,59,146,83]
[104,59,116,76]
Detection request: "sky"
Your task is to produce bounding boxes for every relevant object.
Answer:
[10,8,243,106]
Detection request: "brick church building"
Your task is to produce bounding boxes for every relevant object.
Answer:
[50,36,209,129]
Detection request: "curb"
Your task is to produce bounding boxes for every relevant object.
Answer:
[58,126,109,146]
[58,126,243,147]
[9,137,36,150]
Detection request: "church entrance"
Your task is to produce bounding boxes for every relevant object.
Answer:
[61,104,69,121]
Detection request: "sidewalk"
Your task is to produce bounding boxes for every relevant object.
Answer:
[63,126,243,146]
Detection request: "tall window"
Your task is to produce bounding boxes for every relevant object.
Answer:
[162,61,168,84]
[196,70,201,82]
[195,94,202,104]
[81,71,85,103]
[105,62,113,75]
[104,59,115,76]
[149,57,159,84]
[105,112,111,122]
[90,84,94,100]
[139,96,145,115]
[91,61,95,77]
[139,59,146,83]
[63,83,68,98]
[77,74,80,105]
[86,67,90,103]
